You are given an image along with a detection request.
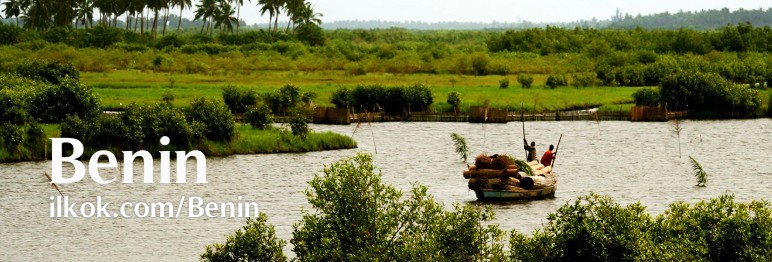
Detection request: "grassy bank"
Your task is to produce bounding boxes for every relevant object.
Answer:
[83,70,642,113]
[0,124,356,163]
[205,124,357,155]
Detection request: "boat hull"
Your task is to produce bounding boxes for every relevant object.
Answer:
[474,186,556,200]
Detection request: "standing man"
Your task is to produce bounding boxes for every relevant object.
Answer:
[523,139,537,162]
[541,145,556,167]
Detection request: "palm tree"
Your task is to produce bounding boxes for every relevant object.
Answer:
[22,0,53,31]
[230,0,248,34]
[174,0,191,32]
[74,0,93,29]
[194,0,216,34]
[214,0,236,33]
[292,1,321,28]
[2,0,30,26]
[258,0,282,33]
[283,0,302,32]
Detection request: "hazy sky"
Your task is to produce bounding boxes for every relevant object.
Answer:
[190,0,772,25]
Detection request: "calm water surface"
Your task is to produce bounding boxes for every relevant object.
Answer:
[1,119,770,261]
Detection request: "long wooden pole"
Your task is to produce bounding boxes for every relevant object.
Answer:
[551,134,563,168]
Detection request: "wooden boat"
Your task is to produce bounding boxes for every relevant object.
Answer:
[464,161,558,201]
[473,174,557,201]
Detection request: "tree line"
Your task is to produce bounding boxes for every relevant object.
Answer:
[0,0,322,38]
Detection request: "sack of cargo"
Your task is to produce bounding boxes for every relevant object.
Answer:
[520,176,550,190]
[503,177,520,186]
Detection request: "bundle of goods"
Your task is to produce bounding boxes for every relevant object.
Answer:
[464,154,555,191]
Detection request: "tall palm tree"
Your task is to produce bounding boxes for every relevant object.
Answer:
[283,0,302,32]
[74,0,93,29]
[174,0,191,32]
[22,0,53,31]
[258,0,282,33]
[230,0,248,34]
[2,0,30,26]
[194,0,216,34]
[214,0,236,33]
[292,1,321,28]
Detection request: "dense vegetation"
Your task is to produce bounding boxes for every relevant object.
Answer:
[203,153,772,261]
[0,61,356,162]
[1,4,770,117]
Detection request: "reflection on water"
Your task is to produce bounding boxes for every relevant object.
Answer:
[1,119,770,261]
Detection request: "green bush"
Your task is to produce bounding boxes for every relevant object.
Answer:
[517,74,534,88]
[470,52,490,75]
[403,83,433,112]
[187,98,235,141]
[16,60,80,85]
[154,34,187,49]
[289,110,310,140]
[263,84,303,115]
[632,88,660,107]
[63,104,194,151]
[295,23,326,46]
[201,213,287,262]
[499,78,510,88]
[0,23,23,45]
[447,91,461,113]
[28,78,100,123]
[510,193,653,262]
[0,123,25,152]
[660,71,761,116]
[222,86,258,114]
[768,93,772,117]
[510,193,772,262]
[245,104,273,130]
[82,25,124,48]
[330,87,352,109]
[291,153,504,261]
[546,74,567,89]
[571,72,597,87]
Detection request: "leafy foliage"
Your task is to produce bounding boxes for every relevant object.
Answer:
[514,159,533,176]
[546,74,567,89]
[291,153,504,261]
[689,156,708,187]
[517,74,534,88]
[331,84,434,116]
[201,213,287,262]
[510,193,772,262]
[244,104,273,130]
[660,71,761,117]
[446,91,461,113]
[449,133,468,162]
[187,98,235,141]
[222,86,258,114]
[632,88,660,107]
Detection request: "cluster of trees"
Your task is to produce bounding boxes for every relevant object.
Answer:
[202,153,772,261]
[631,70,763,117]
[0,61,99,160]
[61,97,235,154]
[330,84,433,116]
[0,0,322,37]
[222,84,315,138]
[487,23,772,55]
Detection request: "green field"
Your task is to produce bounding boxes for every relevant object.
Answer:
[0,123,356,162]
[83,70,643,113]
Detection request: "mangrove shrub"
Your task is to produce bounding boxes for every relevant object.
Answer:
[187,98,235,141]
[659,71,761,116]
[632,88,660,107]
[201,213,287,262]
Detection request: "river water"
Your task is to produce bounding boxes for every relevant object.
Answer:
[1,119,770,261]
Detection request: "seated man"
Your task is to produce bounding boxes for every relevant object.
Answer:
[540,145,556,167]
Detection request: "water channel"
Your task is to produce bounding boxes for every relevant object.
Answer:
[1,119,770,261]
